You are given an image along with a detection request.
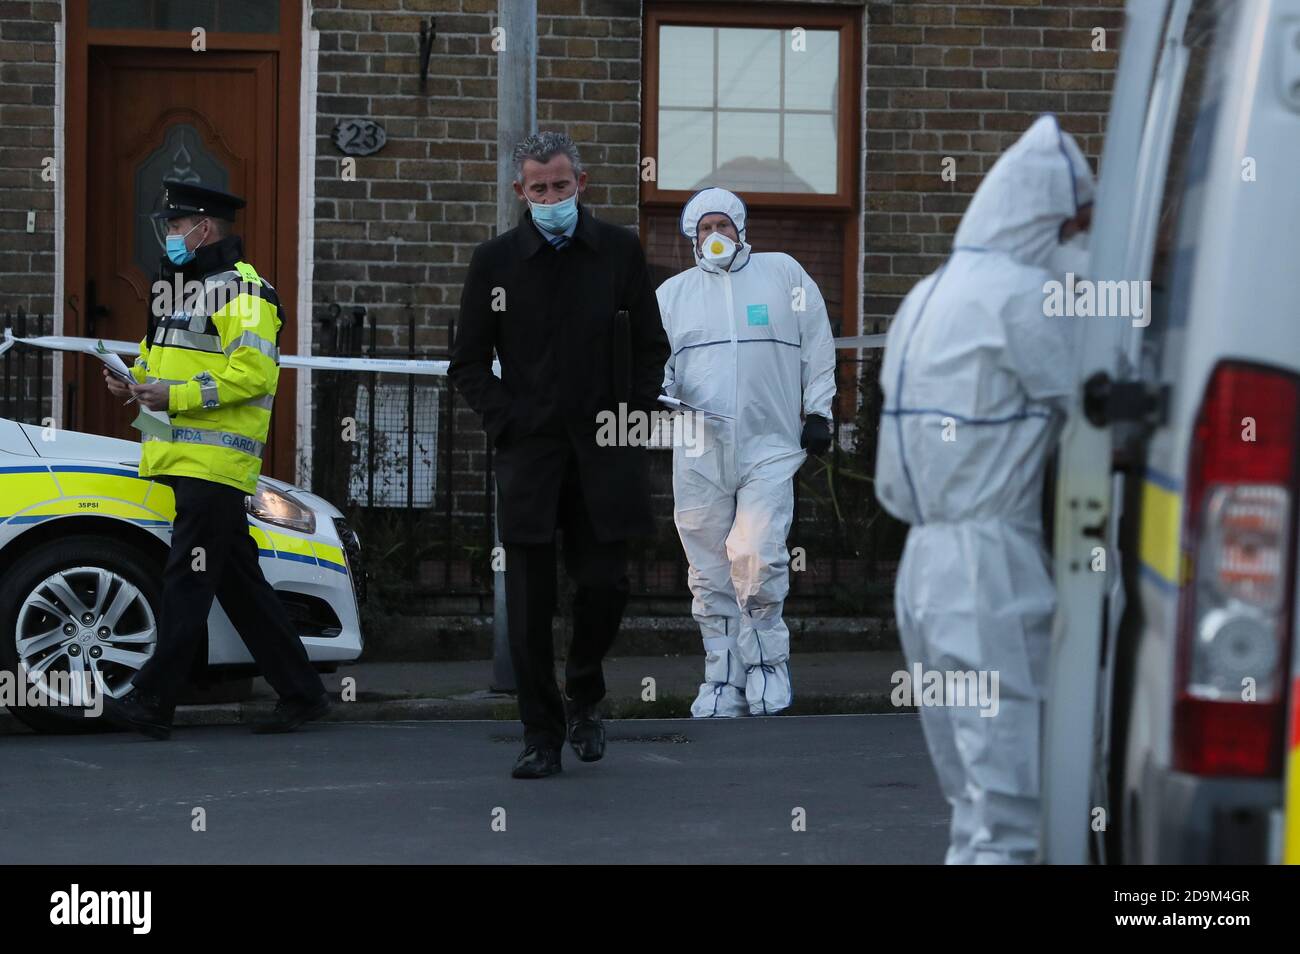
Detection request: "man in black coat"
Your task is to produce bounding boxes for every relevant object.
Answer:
[449,132,670,779]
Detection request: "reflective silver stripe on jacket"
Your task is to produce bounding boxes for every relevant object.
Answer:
[165,424,264,458]
[224,330,280,362]
[195,370,220,409]
[161,327,224,354]
[241,394,275,411]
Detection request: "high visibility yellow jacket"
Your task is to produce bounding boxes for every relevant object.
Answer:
[131,243,282,494]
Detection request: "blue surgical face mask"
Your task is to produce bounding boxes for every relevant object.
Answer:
[165,220,205,266]
[529,193,578,234]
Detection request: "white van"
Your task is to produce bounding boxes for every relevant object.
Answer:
[1043,0,1300,863]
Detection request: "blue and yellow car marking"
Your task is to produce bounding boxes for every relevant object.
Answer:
[0,465,347,576]
[0,464,62,515]
[1138,468,1184,594]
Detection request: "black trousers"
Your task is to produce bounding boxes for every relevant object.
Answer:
[132,476,325,709]
[505,456,629,749]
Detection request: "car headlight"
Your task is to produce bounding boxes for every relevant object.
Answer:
[245,484,316,534]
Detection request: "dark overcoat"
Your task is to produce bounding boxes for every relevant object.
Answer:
[448,204,670,544]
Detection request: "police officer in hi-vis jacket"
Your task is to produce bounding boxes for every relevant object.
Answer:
[102,179,328,739]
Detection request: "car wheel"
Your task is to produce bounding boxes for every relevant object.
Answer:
[0,536,161,734]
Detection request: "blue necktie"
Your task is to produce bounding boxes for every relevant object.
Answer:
[549,234,570,251]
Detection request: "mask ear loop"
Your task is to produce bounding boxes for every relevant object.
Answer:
[181,217,208,254]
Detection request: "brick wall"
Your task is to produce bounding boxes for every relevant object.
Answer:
[309,0,642,354]
[0,0,58,319]
[861,0,1123,332]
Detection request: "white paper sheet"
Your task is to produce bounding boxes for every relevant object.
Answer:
[94,339,134,382]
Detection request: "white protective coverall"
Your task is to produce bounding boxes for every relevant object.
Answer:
[874,115,1095,863]
[657,188,837,717]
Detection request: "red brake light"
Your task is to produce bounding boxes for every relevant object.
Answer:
[1173,362,1299,777]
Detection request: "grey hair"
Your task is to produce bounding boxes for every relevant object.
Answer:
[512,131,584,183]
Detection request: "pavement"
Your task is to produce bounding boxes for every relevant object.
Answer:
[0,651,909,733]
[0,715,948,863]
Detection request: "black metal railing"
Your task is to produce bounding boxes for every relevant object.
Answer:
[310,304,905,613]
[1,310,53,426]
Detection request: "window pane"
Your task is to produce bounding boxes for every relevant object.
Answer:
[716,28,780,110]
[783,113,838,194]
[715,111,783,192]
[785,30,839,111]
[90,0,280,33]
[658,109,714,190]
[656,22,841,195]
[659,25,714,108]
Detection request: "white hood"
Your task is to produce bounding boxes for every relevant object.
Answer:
[953,114,1095,269]
[680,186,752,273]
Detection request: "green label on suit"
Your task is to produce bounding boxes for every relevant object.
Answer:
[746,304,769,326]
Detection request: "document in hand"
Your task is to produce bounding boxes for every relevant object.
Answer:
[94,339,134,382]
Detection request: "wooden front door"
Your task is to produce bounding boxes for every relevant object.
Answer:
[66,4,301,482]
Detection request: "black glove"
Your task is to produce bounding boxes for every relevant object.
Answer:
[801,415,832,456]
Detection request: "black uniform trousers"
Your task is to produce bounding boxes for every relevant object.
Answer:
[505,452,629,749]
[132,476,326,710]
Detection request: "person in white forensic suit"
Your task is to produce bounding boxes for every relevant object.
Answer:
[656,187,837,717]
[874,115,1095,863]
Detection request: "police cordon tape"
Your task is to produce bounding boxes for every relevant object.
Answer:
[0,329,886,374]
[0,331,455,375]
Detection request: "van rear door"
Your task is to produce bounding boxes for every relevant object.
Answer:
[1039,0,1185,864]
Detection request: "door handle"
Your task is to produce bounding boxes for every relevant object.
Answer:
[86,279,111,336]
[1082,371,1168,429]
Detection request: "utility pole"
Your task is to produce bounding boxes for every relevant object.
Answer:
[489,0,536,692]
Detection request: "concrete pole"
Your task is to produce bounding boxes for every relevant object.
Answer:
[489,0,536,692]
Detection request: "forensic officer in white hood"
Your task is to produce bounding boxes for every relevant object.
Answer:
[875,115,1095,863]
[657,187,837,717]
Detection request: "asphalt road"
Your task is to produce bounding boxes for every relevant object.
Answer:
[0,714,948,863]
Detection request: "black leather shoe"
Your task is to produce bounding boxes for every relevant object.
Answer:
[511,745,562,779]
[102,688,172,740]
[252,694,330,734]
[566,697,606,763]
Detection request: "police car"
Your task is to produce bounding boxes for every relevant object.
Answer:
[0,416,363,733]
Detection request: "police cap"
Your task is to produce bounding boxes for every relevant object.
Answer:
[151,178,246,222]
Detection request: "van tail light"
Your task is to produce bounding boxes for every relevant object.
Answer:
[1173,362,1299,777]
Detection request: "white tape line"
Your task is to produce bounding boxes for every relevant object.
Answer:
[12,331,879,373]
[7,335,466,377]
[281,354,452,376]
